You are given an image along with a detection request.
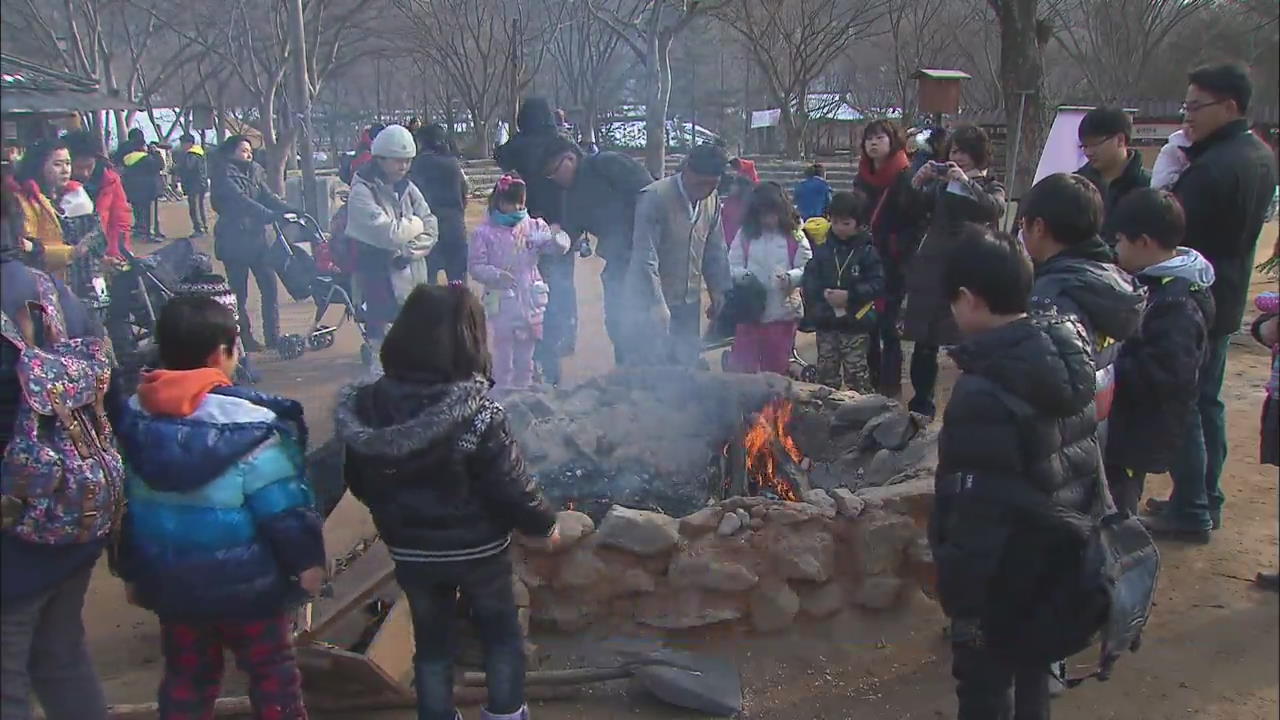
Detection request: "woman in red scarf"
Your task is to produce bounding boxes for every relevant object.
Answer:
[853,119,923,397]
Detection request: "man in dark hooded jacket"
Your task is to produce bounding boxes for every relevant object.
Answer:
[931,225,1103,720]
[1075,106,1151,244]
[116,129,165,241]
[1022,173,1145,432]
[541,135,655,365]
[495,97,575,384]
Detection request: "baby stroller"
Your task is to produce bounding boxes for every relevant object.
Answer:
[267,212,375,366]
[703,275,817,382]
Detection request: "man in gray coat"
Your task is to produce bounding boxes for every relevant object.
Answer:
[626,144,732,367]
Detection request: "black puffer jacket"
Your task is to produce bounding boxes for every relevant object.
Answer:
[1173,118,1278,337]
[334,376,556,563]
[802,230,885,332]
[494,98,570,224]
[1107,250,1216,473]
[930,314,1101,625]
[562,151,655,264]
[1030,236,1145,421]
[210,157,291,266]
[411,151,468,251]
[1076,150,1151,244]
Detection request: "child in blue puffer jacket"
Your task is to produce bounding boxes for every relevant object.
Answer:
[115,295,325,719]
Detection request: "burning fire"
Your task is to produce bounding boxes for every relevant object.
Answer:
[743,399,803,501]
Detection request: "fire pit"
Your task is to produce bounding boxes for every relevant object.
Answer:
[494,368,938,634]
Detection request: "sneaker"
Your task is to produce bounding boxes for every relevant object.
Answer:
[1256,572,1280,591]
[1140,513,1212,544]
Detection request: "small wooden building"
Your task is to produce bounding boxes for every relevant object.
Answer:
[911,69,973,116]
[1,53,140,148]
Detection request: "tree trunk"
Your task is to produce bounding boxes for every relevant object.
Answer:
[781,113,804,159]
[643,37,673,178]
[997,0,1047,201]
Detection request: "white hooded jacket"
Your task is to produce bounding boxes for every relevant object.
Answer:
[346,170,439,301]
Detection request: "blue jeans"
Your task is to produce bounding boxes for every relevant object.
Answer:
[1167,334,1231,529]
[396,550,525,720]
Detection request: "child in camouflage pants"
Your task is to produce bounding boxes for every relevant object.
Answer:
[802,191,885,392]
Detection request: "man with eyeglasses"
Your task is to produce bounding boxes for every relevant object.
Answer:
[1141,63,1279,542]
[1075,107,1151,245]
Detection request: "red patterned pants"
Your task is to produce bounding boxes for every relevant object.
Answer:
[159,615,306,720]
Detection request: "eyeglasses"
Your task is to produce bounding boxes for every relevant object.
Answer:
[1078,135,1117,151]
[1180,99,1226,115]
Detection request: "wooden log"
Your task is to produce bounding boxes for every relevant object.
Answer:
[771,436,811,495]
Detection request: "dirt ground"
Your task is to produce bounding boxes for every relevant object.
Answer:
[81,200,1278,718]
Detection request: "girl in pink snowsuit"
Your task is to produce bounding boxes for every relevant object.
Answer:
[470,174,570,392]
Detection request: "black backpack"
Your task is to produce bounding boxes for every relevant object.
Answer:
[958,376,1161,684]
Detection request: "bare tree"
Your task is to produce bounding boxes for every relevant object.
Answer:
[587,0,725,177]
[127,0,377,192]
[549,2,626,144]
[1049,0,1211,103]
[391,0,566,157]
[987,0,1052,198]
[716,0,888,158]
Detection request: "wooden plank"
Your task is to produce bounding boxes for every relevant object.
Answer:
[364,592,416,686]
[321,490,378,570]
[297,539,396,645]
[296,642,413,704]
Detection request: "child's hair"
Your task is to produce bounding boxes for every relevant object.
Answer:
[488,173,527,213]
[1078,107,1133,143]
[381,283,492,382]
[62,130,105,161]
[806,163,825,178]
[1110,188,1186,250]
[742,181,798,238]
[944,125,993,169]
[828,190,870,226]
[1019,173,1103,247]
[179,133,197,145]
[157,295,238,370]
[943,223,1033,316]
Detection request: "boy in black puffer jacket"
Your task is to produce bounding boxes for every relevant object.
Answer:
[930,225,1102,720]
[1106,189,1215,534]
[802,190,885,392]
[335,284,558,720]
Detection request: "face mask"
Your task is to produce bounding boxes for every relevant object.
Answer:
[491,208,528,227]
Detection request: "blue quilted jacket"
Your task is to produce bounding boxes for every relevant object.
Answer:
[115,384,325,621]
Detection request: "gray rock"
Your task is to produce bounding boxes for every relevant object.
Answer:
[830,487,866,518]
[679,506,725,537]
[637,589,743,629]
[717,512,743,536]
[864,448,908,486]
[799,582,846,618]
[853,576,905,610]
[721,496,770,512]
[555,510,595,549]
[522,396,558,420]
[770,527,835,582]
[597,505,681,556]
[668,548,760,592]
[750,505,768,519]
[767,501,836,525]
[749,518,765,530]
[855,477,934,517]
[856,511,918,576]
[513,576,531,607]
[613,567,657,595]
[553,548,609,589]
[832,394,896,429]
[801,489,837,514]
[734,508,751,526]
[749,583,800,632]
[872,411,917,451]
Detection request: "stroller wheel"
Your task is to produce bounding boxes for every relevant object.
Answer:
[720,349,733,373]
[277,334,306,360]
[309,326,337,350]
[801,365,819,383]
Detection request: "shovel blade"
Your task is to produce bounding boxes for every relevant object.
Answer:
[631,650,742,717]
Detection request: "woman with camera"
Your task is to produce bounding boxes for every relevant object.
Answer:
[901,124,1006,418]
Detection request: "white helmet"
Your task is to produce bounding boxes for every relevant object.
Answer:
[370,124,416,159]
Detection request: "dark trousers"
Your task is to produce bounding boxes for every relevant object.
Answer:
[867,293,904,395]
[0,562,106,720]
[159,615,306,720]
[1167,334,1231,529]
[952,641,1050,720]
[1105,463,1147,516]
[909,343,940,417]
[152,198,163,237]
[396,551,525,720]
[427,241,468,284]
[600,258,630,366]
[226,256,280,345]
[187,191,208,233]
[132,197,153,239]
[534,252,577,386]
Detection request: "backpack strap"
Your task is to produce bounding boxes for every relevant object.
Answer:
[742,234,801,269]
[31,271,68,344]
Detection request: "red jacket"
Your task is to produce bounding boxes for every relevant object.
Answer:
[95,167,133,257]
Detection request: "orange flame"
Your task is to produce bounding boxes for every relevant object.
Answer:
[742,399,803,501]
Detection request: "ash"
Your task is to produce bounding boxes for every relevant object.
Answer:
[535,459,713,522]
